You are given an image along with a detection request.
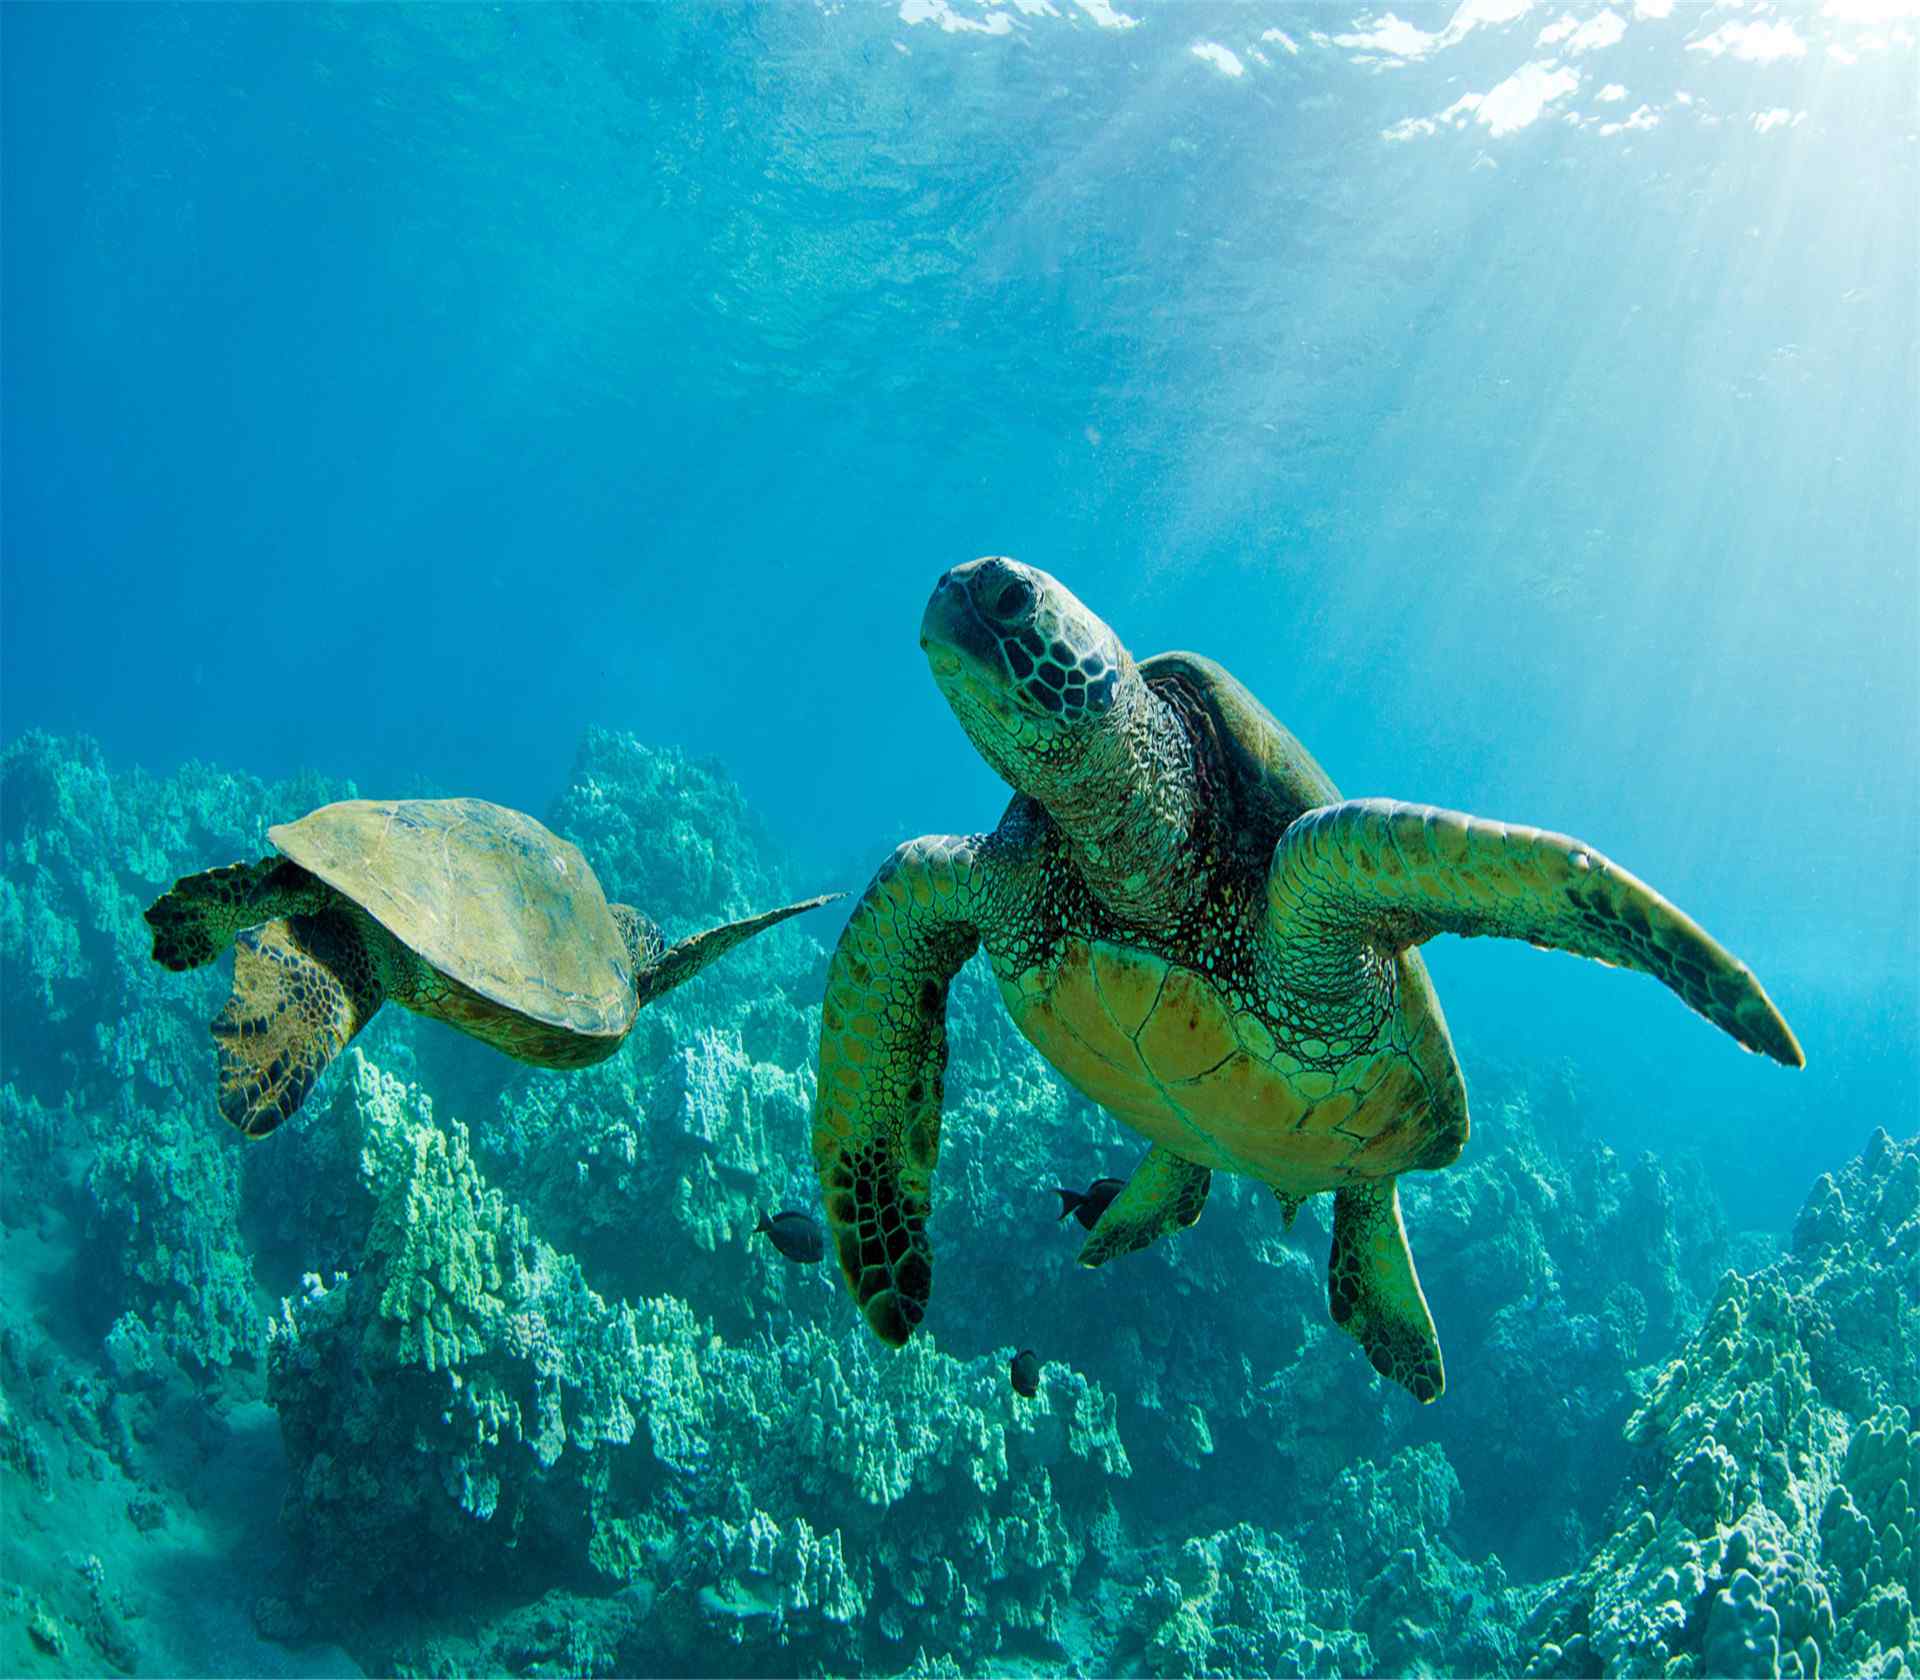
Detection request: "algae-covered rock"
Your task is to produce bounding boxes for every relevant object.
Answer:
[383,1586,650,1679]
[1528,1128,1920,1677]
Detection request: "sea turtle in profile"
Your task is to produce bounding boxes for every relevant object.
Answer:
[146,797,838,1139]
[812,559,1803,1402]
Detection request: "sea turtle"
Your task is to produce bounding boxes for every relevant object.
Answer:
[146,797,838,1139]
[811,558,1803,1401]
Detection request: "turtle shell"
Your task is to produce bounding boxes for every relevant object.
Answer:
[270,798,634,1039]
[1139,651,1342,849]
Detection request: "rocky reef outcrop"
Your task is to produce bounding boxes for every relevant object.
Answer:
[266,1052,1130,1674]
[1527,1128,1919,1678]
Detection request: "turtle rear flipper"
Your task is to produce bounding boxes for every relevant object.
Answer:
[635,893,844,1009]
[212,911,384,1139]
[1330,1177,1444,1403]
[145,858,323,972]
[1078,1144,1211,1268]
[1268,799,1804,1067]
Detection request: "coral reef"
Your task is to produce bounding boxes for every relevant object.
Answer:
[267,1055,709,1613]
[3,728,1911,1680]
[0,731,363,1375]
[1117,1446,1528,1678]
[1405,1086,1738,1575]
[267,1051,1132,1673]
[1527,1128,1919,1677]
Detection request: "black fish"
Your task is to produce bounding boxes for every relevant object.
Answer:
[1009,1348,1042,1398]
[1054,1177,1125,1231]
[754,1210,824,1264]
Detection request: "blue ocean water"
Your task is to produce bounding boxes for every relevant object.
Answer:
[3,5,1916,1677]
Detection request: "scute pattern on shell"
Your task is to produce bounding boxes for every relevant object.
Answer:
[270,798,634,1039]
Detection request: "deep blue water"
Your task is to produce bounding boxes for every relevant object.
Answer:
[4,0,1915,1227]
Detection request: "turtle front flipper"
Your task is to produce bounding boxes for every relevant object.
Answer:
[145,858,327,972]
[633,893,844,1008]
[1267,800,1804,1067]
[812,837,987,1346]
[1078,1144,1211,1268]
[1330,1177,1444,1403]
[212,911,385,1139]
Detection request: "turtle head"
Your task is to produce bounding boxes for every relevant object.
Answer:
[609,903,665,981]
[920,557,1135,798]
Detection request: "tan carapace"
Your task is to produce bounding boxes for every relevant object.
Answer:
[812,559,1802,1401]
[146,797,837,1138]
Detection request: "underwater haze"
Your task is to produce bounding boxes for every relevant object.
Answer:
[2,3,1917,1677]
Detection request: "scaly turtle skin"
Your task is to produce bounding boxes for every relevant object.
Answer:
[146,797,837,1139]
[812,559,1803,1402]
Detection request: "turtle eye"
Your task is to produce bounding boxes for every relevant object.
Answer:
[990,576,1034,620]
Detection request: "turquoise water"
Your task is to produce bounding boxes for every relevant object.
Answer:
[3,5,1915,1676]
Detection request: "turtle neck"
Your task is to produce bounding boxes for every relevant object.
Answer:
[1036,664,1208,930]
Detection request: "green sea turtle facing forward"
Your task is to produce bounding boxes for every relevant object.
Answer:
[147,798,838,1139]
[812,559,1803,1401]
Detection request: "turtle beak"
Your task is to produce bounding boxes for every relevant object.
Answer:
[921,565,998,680]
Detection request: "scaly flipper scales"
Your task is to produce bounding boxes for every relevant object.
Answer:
[635,894,843,1008]
[145,857,328,972]
[1330,1177,1444,1403]
[812,838,985,1345]
[211,911,385,1138]
[1078,1144,1211,1268]
[1268,799,1803,1067]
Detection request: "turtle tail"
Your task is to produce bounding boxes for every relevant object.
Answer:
[145,858,323,972]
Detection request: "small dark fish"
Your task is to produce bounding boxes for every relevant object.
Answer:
[754,1210,824,1265]
[1010,1348,1042,1398]
[1054,1177,1125,1230]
